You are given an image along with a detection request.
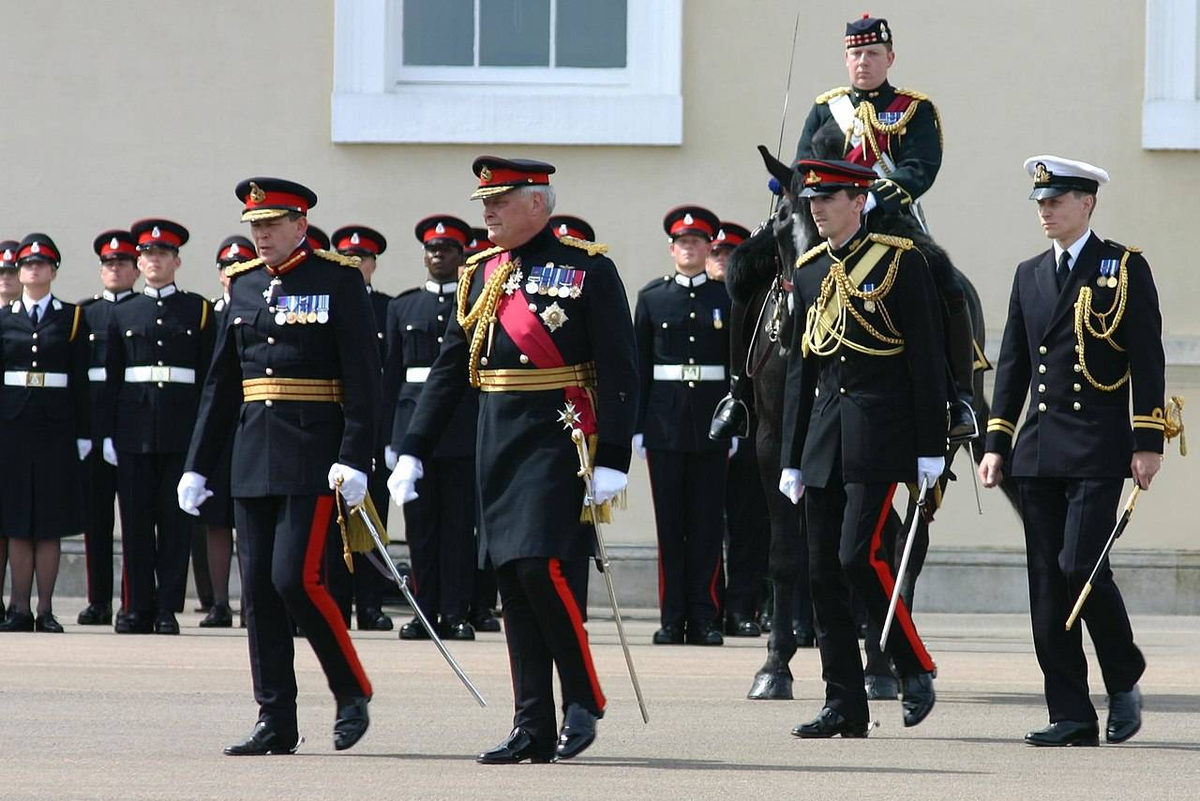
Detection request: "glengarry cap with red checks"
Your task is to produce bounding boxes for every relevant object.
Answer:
[235,177,318,222]
[216,235,257,267]
[470,156,555,200]
[413,215,472,249]
[0,240,20,269]
[845,13,891,49]
[662,205,720,241]
[332,225,389,257]
[713,221,751,251]
[549,215,595,242]
[131,218,190,251]
[796,158,877,197]
[93,229,139,261]
[16,233,62,267]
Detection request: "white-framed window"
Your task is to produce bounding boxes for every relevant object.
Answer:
[1143,0,1200,149]
[332,0,683,145]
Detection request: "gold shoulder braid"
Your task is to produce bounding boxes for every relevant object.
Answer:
[559,235,608,256]
[816,86,850,105]
[315,249,361,268]
[456,251,515,387]
[851,88,944,170]
[224,257,264,278]
[795,242,830,269]
[802,241,905,358]
[1073,249,1131,392]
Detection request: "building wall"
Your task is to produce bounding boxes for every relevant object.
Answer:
[1,0,1194,551]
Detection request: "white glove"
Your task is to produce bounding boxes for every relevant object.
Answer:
[588,467,628,506]
[384,445,398,470]
[102,437,118,466]
[863,192,878,215]
[632,433,646,460]
[778,468,804,505]
[387,454,424,506]
[328,463,369,506]
[76,439,92,461]
[177,471,213,516]
[728,437,740,459]
[916,456,946,491]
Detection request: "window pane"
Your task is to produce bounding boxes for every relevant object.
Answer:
[480,0,550,66]
[403,0,474,66]
[556,0,626,68]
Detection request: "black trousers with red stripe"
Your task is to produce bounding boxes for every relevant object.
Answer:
[805,479,936,724]
[116,452,191,614]
[83,451,119,607]
[496,557,605,748]
[646,449,727,628]
[235,495,372,733]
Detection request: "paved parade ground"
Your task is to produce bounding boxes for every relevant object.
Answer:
[3,601,1199,800]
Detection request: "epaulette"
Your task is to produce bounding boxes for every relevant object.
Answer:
[895,87,929,102]
[81,294,101,305]
[815,87,851,105]
[868,233,914,251]
[224,257,264,278]
[796,242,829,268]
[465,245,505,267]
[1104,239,1141,254]
[558,235,608,256]
[315,249,361,268]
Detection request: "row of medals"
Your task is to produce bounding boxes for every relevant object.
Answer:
[525,263,582,299]
[274,308,329,326]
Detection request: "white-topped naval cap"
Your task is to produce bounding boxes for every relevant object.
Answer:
[1024,155,1109,199]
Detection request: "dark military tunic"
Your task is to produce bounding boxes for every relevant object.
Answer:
[984,232,1163,724]
[0,297,90,538]
[197,296,235,528]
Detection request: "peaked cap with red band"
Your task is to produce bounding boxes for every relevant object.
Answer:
[713,221,751,251]
[470,156,555,200]
[465,227,494,257]
[216,235,257,267]
[235,176,318,222]
[796,159,877,197]
[16,233,61,267]
[549,215,595,242]
[131,218,189,251]
[332,225,388,257]
[0,240,20,269]
[845,13,891,49]
[306,225,330,252]
[413,215,471,249]
[662,205,720,241]
[94,229,139,261]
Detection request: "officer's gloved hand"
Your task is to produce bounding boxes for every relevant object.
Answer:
[177,471,213,516]
[588,467,628,506]
[387,455,424,506]
[916,456,946,491]
[102,437,118,466]
[384,445,399,471]
[76,439,92,461]
[778,468,804,504]
[328,463,369,506]
[632,433,646,460]
[728,437,740,459]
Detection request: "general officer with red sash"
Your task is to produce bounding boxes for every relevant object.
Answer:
[779,159,942,737]
[179,177,379,755]
[389,157,639,763]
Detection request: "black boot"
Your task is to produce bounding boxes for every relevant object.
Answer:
[945,301,979,443]
[708,376,751,440]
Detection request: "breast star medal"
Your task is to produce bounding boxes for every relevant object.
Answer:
[540,301,568,332]
[556,401,581,430]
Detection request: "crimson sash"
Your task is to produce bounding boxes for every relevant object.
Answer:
[846,94,914,168]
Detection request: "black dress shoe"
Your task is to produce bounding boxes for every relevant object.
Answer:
[792,706,869,739]
[77,603,113,626]
[865,674,900,701]
[1025,720,1100,747]
[724,614,762,638]
[685,621,724,646]
[440,617,476,641]
[399,617,431,640]
[556,703,598,761]
[154,611,180,635]
[471,612,502,633]
[116,611,154,634]
[1106,685,1142,743]
[333,696,370,751]
[0,610,35,632]
[901,672,936,727]
[652,623,684,645]
[199,604,234,629]
[477,727,555,765]
[224,721,301,756]
[35,612,64,633]
[357,607,394,631]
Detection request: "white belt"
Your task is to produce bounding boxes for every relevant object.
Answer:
[124,366,196,384]
[653,364,725,382]
[405,366,431,383]
[88,367,107,382]
[4,370,69,388]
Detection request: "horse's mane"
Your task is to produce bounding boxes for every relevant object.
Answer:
[725,224,779,304]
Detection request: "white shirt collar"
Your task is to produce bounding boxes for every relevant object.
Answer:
[424,280,458,295]
[103,289,135,302]
[21,293,52,316]
[143,283,178,299]
[674,272,708,288]
[1052,229,1092,270]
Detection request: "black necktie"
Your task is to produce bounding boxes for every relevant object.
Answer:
[1055,251,1071,292]
[30,305,40,325]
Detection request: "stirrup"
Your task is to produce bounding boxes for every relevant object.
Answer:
[709,394,750,440]
[947,398,979,445]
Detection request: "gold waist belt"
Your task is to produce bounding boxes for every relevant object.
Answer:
[242,377,344,403]
[477,362,596,393]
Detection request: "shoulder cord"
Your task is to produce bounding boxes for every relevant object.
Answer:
[1073,250,1131,392]
[802,248,905,357]
[456,256,517,388]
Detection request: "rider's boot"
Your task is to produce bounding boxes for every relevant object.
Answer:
[946,300,979,444]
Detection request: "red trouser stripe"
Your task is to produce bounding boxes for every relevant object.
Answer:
[867,483,936,673]
[303,495,373,698]
[548,558,606,712]
[708,554,723,613]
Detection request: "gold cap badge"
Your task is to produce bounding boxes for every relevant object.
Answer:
[248,182,267,203]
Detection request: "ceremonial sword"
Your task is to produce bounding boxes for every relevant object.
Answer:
[880,477,929,650]
[1065,485,1142,631]
[571,428,650,724]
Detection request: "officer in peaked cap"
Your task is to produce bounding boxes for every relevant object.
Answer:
[305,225,331,252]
[979,155,1164,747]
[549,215,596,243]
[75,230,140,627]
[382,214,481,642]
[0,240,21,304]
[706,221,750,282]
[634,204,733,646]
[179,176,379,755]
[464,227,494,260]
